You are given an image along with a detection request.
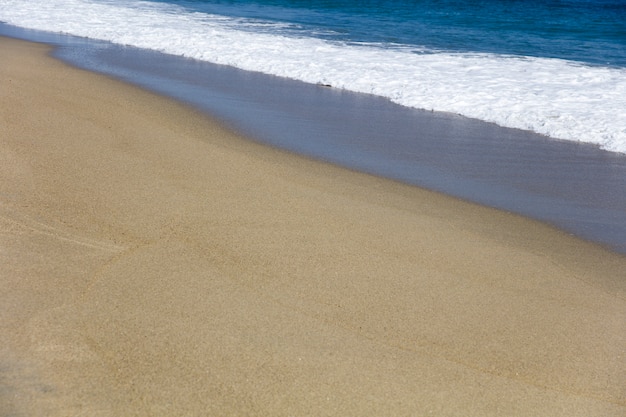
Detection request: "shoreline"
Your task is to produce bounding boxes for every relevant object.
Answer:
[3,23,626,255]
[1,36,625,416]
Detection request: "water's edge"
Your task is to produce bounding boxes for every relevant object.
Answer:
[3,23,626,255]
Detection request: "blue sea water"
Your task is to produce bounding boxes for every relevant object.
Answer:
[156,0,626,67]
[2,0,625,152]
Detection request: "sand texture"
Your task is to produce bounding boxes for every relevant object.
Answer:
[1,37,625,416]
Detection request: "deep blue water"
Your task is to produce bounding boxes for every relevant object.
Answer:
[157,0,626,67]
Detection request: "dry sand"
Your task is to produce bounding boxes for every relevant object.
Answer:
[1,37,625,416]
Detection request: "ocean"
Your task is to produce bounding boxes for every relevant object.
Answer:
[1,0,625,152]
[2,0,626,254]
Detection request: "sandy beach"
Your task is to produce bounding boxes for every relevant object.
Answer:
[1,37,625,416]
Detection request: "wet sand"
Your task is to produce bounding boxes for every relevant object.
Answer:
[1,37,625,416]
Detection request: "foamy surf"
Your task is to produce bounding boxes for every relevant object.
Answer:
[1,0,625,153]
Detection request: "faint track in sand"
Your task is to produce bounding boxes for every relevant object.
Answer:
[0,202,125,253]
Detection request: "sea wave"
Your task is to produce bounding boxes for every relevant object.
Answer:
[2,0,625,153]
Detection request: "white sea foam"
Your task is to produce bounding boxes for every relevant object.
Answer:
[2,0,625,153]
